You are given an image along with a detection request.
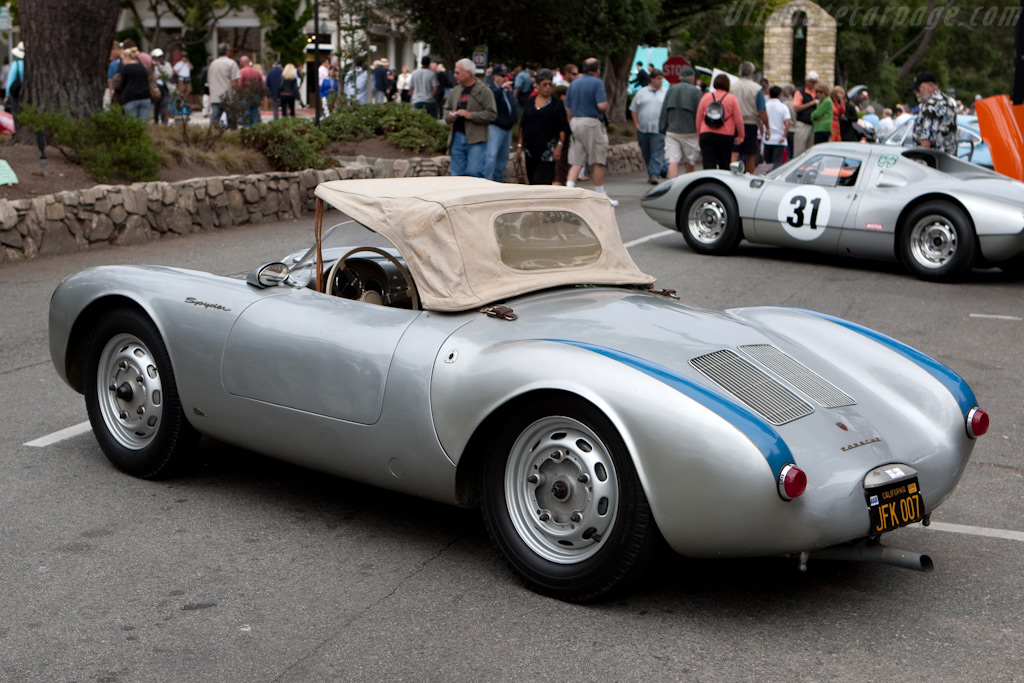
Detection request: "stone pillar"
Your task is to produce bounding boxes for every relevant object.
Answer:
[763,1,836,86]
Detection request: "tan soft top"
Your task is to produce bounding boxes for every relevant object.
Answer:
[314,177,655,311]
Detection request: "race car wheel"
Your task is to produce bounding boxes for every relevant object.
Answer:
[481,396,659,602]
[84,308,198,479]
[899,201,976,282]
[679,184,742,255]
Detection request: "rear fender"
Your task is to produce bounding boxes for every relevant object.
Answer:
[434,339,792,553]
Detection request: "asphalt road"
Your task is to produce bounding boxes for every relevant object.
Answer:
[1,173,1022,682]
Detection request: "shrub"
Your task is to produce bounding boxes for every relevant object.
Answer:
[321,101,447,154]
[320,110,373,142]
[217,78,269,129]
[239,117,336,171]
[18,105,161,183]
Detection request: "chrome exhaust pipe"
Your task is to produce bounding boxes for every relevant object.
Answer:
[809,539,934,572]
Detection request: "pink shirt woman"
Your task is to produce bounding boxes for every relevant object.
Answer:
[695,74,744,170]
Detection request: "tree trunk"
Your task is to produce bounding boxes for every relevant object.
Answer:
[603,52,633,125]
[16,0,121,141]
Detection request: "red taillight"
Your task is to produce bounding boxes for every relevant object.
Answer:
[778,464,807,501]
[967,407,989,438]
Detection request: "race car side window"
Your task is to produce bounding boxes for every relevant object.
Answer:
[494,210,602,271]
[786,155,862,188]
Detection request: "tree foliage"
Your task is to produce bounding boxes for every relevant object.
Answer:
[262,0,314,65]
[832,0,1019,106]
[671,0,1018,107]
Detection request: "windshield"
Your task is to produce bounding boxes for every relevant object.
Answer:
[763,152,808,180]
[288,219,389,272]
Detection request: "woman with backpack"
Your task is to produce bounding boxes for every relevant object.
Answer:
[695,74,743,170]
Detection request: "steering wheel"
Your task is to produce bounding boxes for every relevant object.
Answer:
[324,246,420,310]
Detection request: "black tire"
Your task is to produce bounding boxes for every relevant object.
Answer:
[481,396,660,602]
[83,308,198,479]
[899,201,976,282]
[678,183,742,255]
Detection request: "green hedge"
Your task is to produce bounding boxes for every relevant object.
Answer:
[239,118,336,172]
[18,105,161,183]
[321,101,447,154]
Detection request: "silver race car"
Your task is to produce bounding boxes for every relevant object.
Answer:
[50,178,989,601]
[640,142,1024,281]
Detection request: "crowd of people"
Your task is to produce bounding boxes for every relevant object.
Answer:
[431,57,621,203]
[627,60,968,180]
[1,38,968,193]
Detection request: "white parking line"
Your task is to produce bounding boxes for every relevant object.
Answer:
[969,313,1022,321]
[624,230,674,249]
[21,423,1024,546]
[914,521,1024,543]
[24,421,92,447]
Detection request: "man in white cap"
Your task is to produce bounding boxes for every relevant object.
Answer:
[791,70,819,157]
[4,42,25,116]
[151,48,174,124]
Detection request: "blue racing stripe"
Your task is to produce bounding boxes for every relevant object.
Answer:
[790,308,978,417]
[544,339,794,479]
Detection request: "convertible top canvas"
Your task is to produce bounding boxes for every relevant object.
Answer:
[314,178,655,311]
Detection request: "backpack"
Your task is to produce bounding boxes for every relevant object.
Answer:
[8,65,22,101]
[704,92,724,128]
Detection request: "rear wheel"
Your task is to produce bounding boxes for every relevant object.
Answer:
[899,201,976,282]
[481,396,659,602]
[84,308,198,478]
[678,184,742,255]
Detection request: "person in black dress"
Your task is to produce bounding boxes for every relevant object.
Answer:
[516,69,568,185]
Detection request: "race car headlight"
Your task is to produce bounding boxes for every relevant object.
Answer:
[642,180,673,200]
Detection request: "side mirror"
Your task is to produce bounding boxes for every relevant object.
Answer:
[247,262,290,288]
[729,160,745,175]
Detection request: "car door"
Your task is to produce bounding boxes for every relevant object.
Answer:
[220,287,420,425]
[750,152,867,253]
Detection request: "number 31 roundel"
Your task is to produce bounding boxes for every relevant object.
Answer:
[777,186,832,241]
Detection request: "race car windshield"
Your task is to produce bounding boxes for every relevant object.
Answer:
[289,220,381,273]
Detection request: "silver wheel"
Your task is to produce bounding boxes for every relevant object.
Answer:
[687,194,729,245]
[95,333,164,450]
[909,214,958,270]
[504,416,619,564]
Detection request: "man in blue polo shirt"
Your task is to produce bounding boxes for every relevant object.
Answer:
[564,57,616,206]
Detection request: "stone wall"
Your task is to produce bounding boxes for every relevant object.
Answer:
[0,142,645,264]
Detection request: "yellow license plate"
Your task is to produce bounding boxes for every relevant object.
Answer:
[866,478,923,533]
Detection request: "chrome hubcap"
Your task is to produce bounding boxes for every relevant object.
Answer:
[505,416,619,564]
[910,215,957,269]
[96,333,163,449]
[687,196,727,244]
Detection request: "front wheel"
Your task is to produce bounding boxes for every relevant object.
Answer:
[84,308,198,478]
[481,396,660,602]
[678,184,742,255]
[899,201,976,281]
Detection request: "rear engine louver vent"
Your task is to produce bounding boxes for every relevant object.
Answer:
[690,350,814,425]
[740,344,856,408]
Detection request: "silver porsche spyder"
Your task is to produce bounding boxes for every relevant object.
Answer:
[49,177,989,601]
[640,142,1024,281]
